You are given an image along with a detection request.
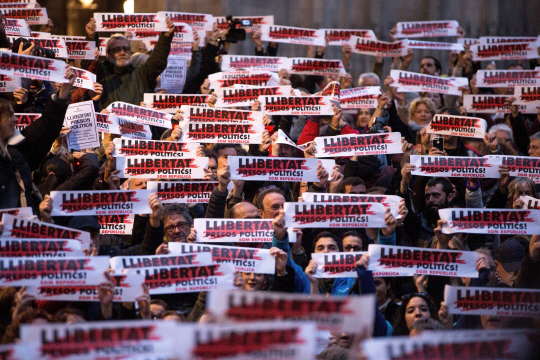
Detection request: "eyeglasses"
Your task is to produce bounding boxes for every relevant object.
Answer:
[151,312,163,320]
[164,222,189,233]
[344,245,362,252]
[110,46,131,54]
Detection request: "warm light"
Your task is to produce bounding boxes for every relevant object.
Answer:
[124,0,134,14]
[80,0,94,8]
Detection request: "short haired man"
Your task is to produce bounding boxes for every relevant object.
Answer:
[162,203,193,243]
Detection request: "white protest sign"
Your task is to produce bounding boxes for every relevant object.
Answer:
[64,100,99,151]
[457,38,480,46]
[98,37,108,56]
[144,93,208,113]
[113,137,199,158]
[258,95,333,115]
[514,86,540,104]
[439,208,540,235]
[66,40,96,60]
[94,13,168,32]
[147,181,226,204]
[228,156,320,182]
[14,113,40,131]
[215,15,274,33]
[480,36,539,44]
[110,253,213,272]
[209,70,277,89]
[521,195,540,210]
[117,156,208,179]
[159,11,214,47]
[367,244,479,277]
[395,20,460,38]
[97,214,134,235]
[471,42,540,61]
[275,129,309,151]
[117,117,152,139]
[161,56,187,93]
[476,69,540,87]
[490,155,540,184]
[390,70,467,95]
[215,85,291,107]
[427,114,487,138]
[3,18,30,36]
[349,36,408,57]
[285,58,346,77]
[463,94,511,113]
[311,252,366,278]
[339,86,381,109]
[179,122,264,144]
[445,285,540,317]
[0,50,70,83]
[406,40,464,51]
[107,101,173,129]
[322,29,377,46]
[95,113,120,134]
[221,55,288,72]
[50,35,86,42]
[284,202,387,228]
[72,66,96,91]
[410,155,502,178]
[181,105,263,124]
[260,24,325,46]
[314,132,403,157]
[0,207,33,218]
[0,73,22,92]
[0,343,31,360]
[0,7,48,25]
[171,22,194,44]
[7,37,68,59]
[0,239,85,258]
[49,190,152,216]
[31,31,51,38]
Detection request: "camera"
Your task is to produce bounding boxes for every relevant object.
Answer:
[367,114,389,134]
[12,37,56,59]
[224,16,252,43]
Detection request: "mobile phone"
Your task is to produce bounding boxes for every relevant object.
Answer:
[432,137,444,152]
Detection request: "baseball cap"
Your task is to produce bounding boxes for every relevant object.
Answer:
[494,238,525,273]
[68,216,101,230]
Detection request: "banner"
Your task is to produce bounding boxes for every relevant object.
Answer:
[471,42,540,61]
[113,137,199,158]
[314,132,403,157]
[349,36,408,57]
[147,181,224,204]
[228,156,320,182]
[72,66,96,91]
[0,50,70,83]
[367,244,478,277]
[221,55,287,72]
[427,114,487,138]
[129,262,236,294]
[285,58,346,77]
[209,70,277,89]
[260,24,325,46]
[14,113,40,131]
[445,285,540,317]
[457,37,480,46]
[0,7,48,25]
[159,11,214,47]
[0,239,85,258]
[409,155,502,178]
[390,70,467,95]
[480,36,539,44]
[215,85,291,107]
[97,214,134,235]
[214,15,274,33]
[258,95,333,116]
[339,86,381,109]
[94,12,168,32]
[64,100,99,152]
[311,252,366,278]
[110,253,213,272]
[161,56,187,93]
[31,31,52,38]
[284,202,387,228]
[117,156,208,179]
[0,207,33,218]
[117,117,152,140]
[107,101,173,129]
[2,18,30,37]
[514,86,540,104]
[65,40,96,60]
[181,105,264,124]
[302,192,402,218]
[521,195,540,210]
[476,69,540,87]
[395,20,459,38]
[0,73,21,93]
[0,214,91,247]
[0,256,110,286]
[49,190,152,216]
[179,121,264,144]
[208,289,375,334]
[463,94,515,113]
[490,155,540,184]
[144,93,208,113]
[0,343,30,360]
[17,38,69,58]
[439,208,540,235]
[406,39,464,51]
[95,113,120,135]
[322,29,377,46]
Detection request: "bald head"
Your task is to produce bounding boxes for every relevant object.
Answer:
[230,202,261,219]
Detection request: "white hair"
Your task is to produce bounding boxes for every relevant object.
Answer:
[489,124,513,141]
[358,72,380,86]
[530,131,540,140]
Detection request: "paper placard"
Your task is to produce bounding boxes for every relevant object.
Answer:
[427,114,487,138]
[0,207,33,218]
[113,137,199,158]
[50,35,86,42]
[147,181,221,204]
[209,70,276,89]
[471,42,540,61]
[445,285,540,317]
[0,343,31,360]
[521,195,540,210]
[117,117,152,139]
[3,18,30,36]
[65,100,99,151]
[215,86,291,107]
[439,208,540,235]
[258,95,333,115]
[476,70,540,87]
[311,252,366,278]
[349,36,408,57]
[95,113,120,135]
[0,256,110,286]
[14,113,40,131]
[161,56,187,93]
[18,38,68,58]
[117,156,209,179]
[110,253,213,272]
[457,38,480,46]
[107,101,173,129]
[390,70,467,95]
[367,244,479,277]
[410,155,502,178]
[491,155,540,183]
[0,7,48,25]
[66,40,96,60]
[0,50,70,83]
[221,55,287,72]
[480,36,539,44]
[319,81,340,101]
[406,39,464,51]
[463,94,511,113]
[0,73,21,92]
[0,239,85,258]
[159,11,213,47]
[322,29,377,46]
[514,86,540,104]
[339,86,381,109]
[215,15,274,33]
[179,122,264,144]
[72,66,96,91]
[170,22,194,44]
[284,202,387,228]
[94,12,168,32]
[144,93,208,113]
[275,129,309,151]
[395,20,459,38]
[98,37,108,56]
[30,31,51,38]
[49,190,152,216]
[180,105,264,124]
[228,156,320,182]
[97,214,134,235]
[314,132,403,157]
[286,58,346,77]
[260,24,325,46]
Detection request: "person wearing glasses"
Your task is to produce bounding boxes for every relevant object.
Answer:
[162,203,194,244]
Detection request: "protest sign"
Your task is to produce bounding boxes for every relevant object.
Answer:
[514,86,540,104]
[0,214,91,247]
[480,36,539,44]
[0,1,36,7]
[98,37,107,56]
[445,285,540,317]
[409,155,502,178]
[457,38,480,46]
[72,66,96,91]
[214,15,274,33]
[319,81,341,101]
[117,117,152,140]
[159,11,213,47]
[169,44,193,59]
[463,94,512,113]
[117,156,208,179]
[0,239,85,258]
[209,70,277,89]
[95,113,120,135]
[113,137,199,158]
[339,86,381,109]
[107,101,173,128]
[221,55,287,71]
[110,253,213,272]
[311,252,366,278]
[490,155,540,183]
[215,85,291,107]
[471,41,540,61]
[258,95,334,115]
[427,114,487,138]
[284,202,387,228]
[260,24,325,46]
[50,35,86,42]
[439,208,540,235]
[31,31,51,38]
[208,289,375,334]
[314,132,403,157]
[179,121,264,144]
[390,70,467,95]
[14,113,40,131]
[147,181,225,204]
[0,50,69,83]
[94,12,168,32]
[349,36,408,57]
[0,343,30,360]
[406,39,464,51]
[228,156,320,182]
[0,74,21,93]
[161,56,187,93]
[180,105,264,124]
[170,22,194,44]
[0,207,33,218]
[0,7,48,25]
[64,100,99,151]
[97,214,134,235]
[285,58,346,77]
[65,40,96,60]
[0,256,110,286]
[521,195,540,209]
[144,93,208,113]
[367,244,479,277]
[394,20,460,38]
[275,129,310,151]
[14,37,69,58]
[322,29,377,45]
[476,69,540,87]
[49,190,152,216]
[2,18,30,37]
